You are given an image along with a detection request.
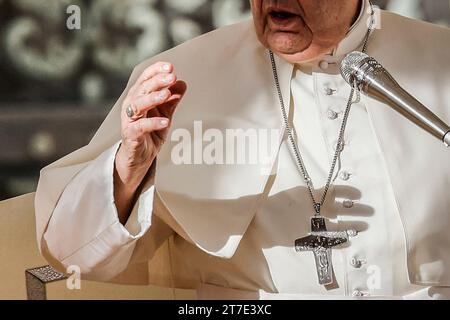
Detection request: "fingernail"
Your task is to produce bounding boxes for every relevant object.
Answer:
[160,119,169,126]
[154,90,167,102]
[164,74,174,84]
[162,64,171,71]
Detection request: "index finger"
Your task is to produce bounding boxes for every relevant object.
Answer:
[135,62,174,86]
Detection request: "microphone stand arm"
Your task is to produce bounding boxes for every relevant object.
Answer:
[351,67,450,148]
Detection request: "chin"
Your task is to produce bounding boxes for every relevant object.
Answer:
[270,41,331,65]
[263,31,321,64]
[267,31,310,52]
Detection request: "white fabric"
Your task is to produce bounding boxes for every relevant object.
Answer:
[44,142,155,280]
[34,0,450,299]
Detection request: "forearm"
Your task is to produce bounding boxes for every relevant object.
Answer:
[114,145,155,225]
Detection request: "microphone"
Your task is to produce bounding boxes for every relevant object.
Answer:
[340,51,450,148]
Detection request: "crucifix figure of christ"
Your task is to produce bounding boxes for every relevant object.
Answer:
[295,217,358,286]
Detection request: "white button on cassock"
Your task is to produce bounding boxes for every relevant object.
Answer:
[343,200,354,208]
[324,87,337,96]
[350,257,364,269]
[327,109,339,120]
[319,60,329,70]
[339,171,351,181]
[352,290,366,297]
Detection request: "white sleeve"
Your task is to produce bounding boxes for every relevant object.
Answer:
[43,141,156,281]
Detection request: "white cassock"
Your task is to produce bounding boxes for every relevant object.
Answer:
[35,0,450,299]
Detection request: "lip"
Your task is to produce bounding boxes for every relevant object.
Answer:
[266,4,301,17]
[267,9,304,32]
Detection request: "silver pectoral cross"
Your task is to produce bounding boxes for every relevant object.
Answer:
[295,217,357,286]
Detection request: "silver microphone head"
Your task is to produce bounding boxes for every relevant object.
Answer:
[340,51,370,85]
[340,51,397,93]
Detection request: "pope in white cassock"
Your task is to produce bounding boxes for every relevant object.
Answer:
[34,0,450,299]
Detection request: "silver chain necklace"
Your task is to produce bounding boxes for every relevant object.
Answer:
[269,3,375,286]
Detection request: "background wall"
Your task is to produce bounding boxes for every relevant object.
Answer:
[0,0,449,201]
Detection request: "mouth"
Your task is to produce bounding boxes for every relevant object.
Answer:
[269,10,298,20]
[267,9,302,30]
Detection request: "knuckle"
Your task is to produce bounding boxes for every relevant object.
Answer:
[144,77,158,91]
[141,69,153,81]
[135,83,147,96]
[140,76,159,95]
[145,92,158,104]
[149,91,163,104]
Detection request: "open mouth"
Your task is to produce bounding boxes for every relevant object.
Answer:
[269,10,298,20]
[267,9,301,28]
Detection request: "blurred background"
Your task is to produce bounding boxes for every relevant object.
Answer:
[0,0,449,201]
